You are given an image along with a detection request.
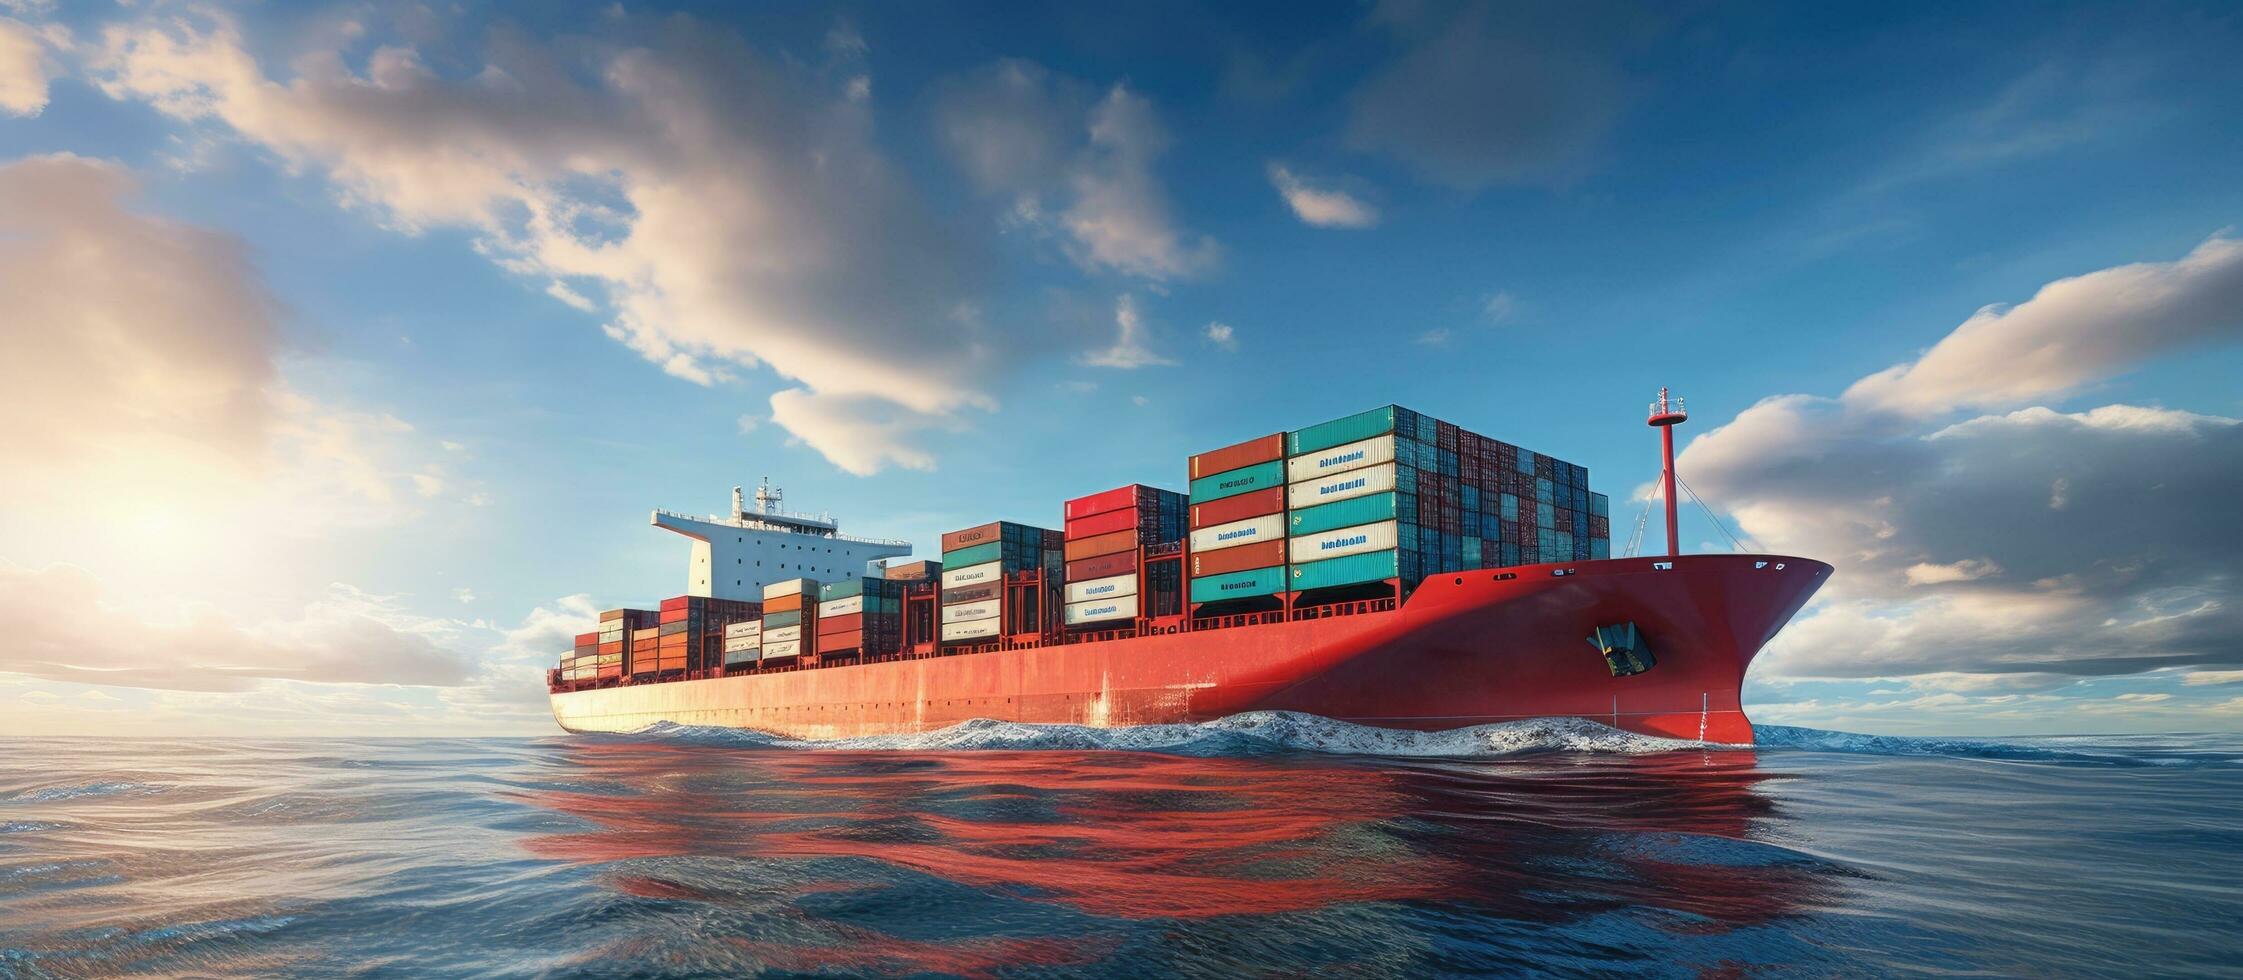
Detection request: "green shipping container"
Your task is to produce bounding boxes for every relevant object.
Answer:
[819,578,866,601]
[1288,550,1401,591]
[764,610,803,628]
[942,541,998,567]
[1188,460,1285,503]
[1189,565,1288,603]
[1288,492,1401,538]
[1288,405,1411,457]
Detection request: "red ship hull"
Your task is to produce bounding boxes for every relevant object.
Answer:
[550,554,1830,745]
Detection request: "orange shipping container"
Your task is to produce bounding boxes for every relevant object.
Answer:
[941,521,1005,553]
[764,593,802,613]
[1189,433,1285,479]
[1064,529,1139,563]
[1191,538,1287,577]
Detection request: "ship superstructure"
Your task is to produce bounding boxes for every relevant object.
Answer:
[652,479,913,602]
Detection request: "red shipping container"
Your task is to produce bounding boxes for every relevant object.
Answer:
[658,608,688,624]
[816,612,863,636]
[885,560,941,582]
[1067,550,1138,581]
[941,521,1005,553]
[597,641,623,655]
[1065,506,1142,540]
[1064,529,1138,563]
[659,595,693,612]
[820,629,864,651]
[574,631,598,646]
[1065,484,1161,521]
[596,666,622,679]
[1190,486,1285,529]
[1191,539,1286,577]
[1190,433,1285,479]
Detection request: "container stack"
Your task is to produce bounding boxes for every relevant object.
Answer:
[815,576,908,657]
[1185,433,1291,605]
[721,620,763,668]
[1282,405,1610,596]
[1060,484,1187,628]
[654,595,762,673]
[938,521,1063,644]
[558,630,611,682]
[760,578,818,662]
[592,608,653,676]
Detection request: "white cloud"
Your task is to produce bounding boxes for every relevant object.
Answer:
[767,389,941,476]
[1204,321,1237,351]
[452,587,476,604]
[1079,294,1175,369]
[1483,290,1518,323]
[1267,164,1377,228]
[0,17,55,117]
[2182,670,2243,686]
[1681,236,2243,684]
[0,563,473,692]
[936,61,1216,280]
[92,11,1005,474]
[1844,234,2243,417]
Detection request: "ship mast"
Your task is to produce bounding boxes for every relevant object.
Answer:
[1648,388,1688,558]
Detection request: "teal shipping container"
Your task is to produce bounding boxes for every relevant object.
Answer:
[819,578,866,601]
[1289,550,1402,592]
[1288,492,1402,538]
[1287,405,1426,458]
[764,610,803,628]
[1188,565,1288,603]
[1187,460,1285,503]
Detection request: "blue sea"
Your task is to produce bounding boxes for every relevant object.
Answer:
[3,714,2240,978]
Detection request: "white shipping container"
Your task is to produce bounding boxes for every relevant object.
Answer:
[818,595,863,618]
[941,600,1002,624]
[941,619,1002,642]
[1065,572,1139,604]
[763,639,801,658]
[1290,520,1399,562]
[940,560,1003,589]
[761,578,812,599]
[1065,594,1138,626]
[723,621,762,639]
[1287,461,1397,509]
[722,638,761,654]
[1286,434,1396,484]
[764,624,802,643]
[1189,513,1286,553]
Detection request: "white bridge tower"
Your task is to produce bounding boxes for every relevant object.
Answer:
[651,478,913,601]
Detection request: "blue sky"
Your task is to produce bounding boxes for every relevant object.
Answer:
[2,0,2240,735]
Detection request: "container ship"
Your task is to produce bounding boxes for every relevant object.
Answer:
[549,395,1829,745]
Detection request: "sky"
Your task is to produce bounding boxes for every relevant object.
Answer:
[2,0,2240,737]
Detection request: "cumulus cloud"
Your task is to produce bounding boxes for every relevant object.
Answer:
[1681,236,2243,684]
[1344,2,1627,189]
[0,564,473,692]
[0,16,56,117]
[768,389,941,476]
[936,60,1216,280]
[1844,235,2243,417]
[92,10,1001,473]
[1267,164,1378,228]
[1204,321,1238,351]
[1078,294,1175,369]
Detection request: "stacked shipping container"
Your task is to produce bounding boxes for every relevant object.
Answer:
[650,595,761,674]
[761,578,818,662]
[1061,484,1186,628]
[815,576,908,657]
[722,619,763,668]
[1282,405,1611,594]
[938,521,1062,644]
[1185,433,1291,605]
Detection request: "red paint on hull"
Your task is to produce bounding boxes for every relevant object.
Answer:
[550,554,1830,744]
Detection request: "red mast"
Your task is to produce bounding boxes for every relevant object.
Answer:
[1648,388,1688,558]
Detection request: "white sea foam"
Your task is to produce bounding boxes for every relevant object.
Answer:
[629,711,1719,758]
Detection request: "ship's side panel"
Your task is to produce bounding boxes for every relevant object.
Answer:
[551,555,1829,744]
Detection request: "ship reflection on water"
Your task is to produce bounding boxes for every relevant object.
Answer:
[517,742,1838,974]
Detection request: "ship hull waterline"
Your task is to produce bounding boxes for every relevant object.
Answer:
[551,554,1830,745]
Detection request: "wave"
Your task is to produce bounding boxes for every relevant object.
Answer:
[1750,724,2243,768]
[628,711,1715,758]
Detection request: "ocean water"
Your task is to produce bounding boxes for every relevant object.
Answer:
[3,715,2240,978]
